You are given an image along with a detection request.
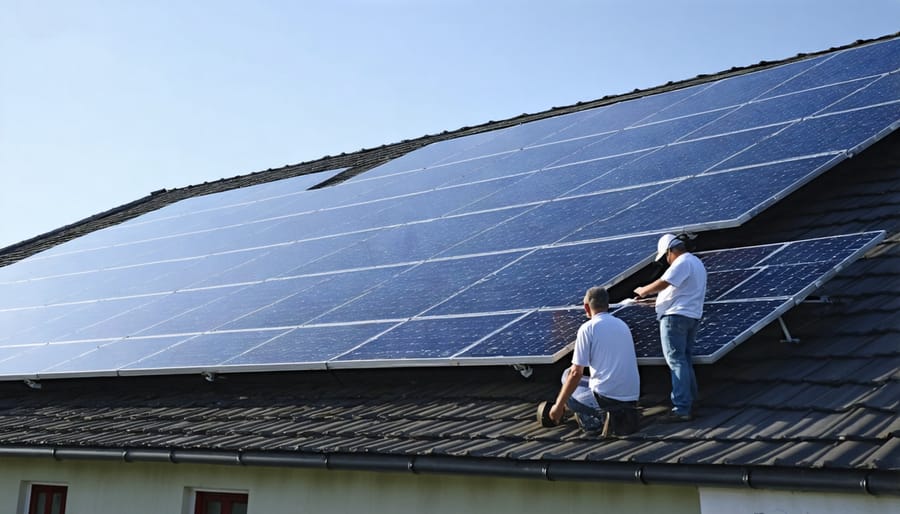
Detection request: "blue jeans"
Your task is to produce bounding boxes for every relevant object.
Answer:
[660,315,699,416]
[562,370,636,432]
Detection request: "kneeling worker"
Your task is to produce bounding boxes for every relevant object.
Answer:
[549,286,640,433]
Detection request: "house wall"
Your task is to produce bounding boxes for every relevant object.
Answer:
[0,457,700,514]
[699,487,900,514]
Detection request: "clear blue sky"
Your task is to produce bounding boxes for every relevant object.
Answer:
[1,1,898,249]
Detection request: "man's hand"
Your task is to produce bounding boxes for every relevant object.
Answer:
[549,402,565,423]
[634,285,649,298]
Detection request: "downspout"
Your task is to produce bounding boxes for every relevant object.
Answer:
[0,446,896,497]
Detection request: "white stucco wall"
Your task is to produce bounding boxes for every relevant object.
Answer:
[0,457,701,514]
[699,487,900,514]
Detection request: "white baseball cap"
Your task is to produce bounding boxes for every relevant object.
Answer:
[655,233,679,261]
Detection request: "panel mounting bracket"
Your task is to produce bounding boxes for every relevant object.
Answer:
[777,317,800,344]
[512,364,533,379]
[202,372,217,383]
[24,379,41,390]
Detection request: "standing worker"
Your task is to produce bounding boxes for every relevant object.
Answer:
[634,234,707,422]
[549,287,640,434]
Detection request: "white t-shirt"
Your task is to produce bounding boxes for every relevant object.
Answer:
[572,312,640,401]
[655,252,707,320]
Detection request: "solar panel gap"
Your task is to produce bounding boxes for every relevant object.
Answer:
[448,310,535,359]
[120,330,288,375]
[325,320,432,363]
[756,50,844,99]
[711,267,770,301]
[383,249,538,321]
[356,147,524,186]
[536,155,656,200]
[703,151,843,177]
[632,81,721,125]
[87,334,203,372]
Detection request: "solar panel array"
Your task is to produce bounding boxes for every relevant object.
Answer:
[613,231,886,364]
[0,37,897,380]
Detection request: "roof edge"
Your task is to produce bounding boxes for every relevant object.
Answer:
[1,446,896,496]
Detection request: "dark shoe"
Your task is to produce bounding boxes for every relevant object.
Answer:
[658,411,693,423]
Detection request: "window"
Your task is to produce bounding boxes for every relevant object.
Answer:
[28,484,67,514]
[194,491,248,514]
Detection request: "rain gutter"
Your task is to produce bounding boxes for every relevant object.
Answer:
[0,446,896,496]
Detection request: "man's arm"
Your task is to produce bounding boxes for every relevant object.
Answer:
[549,364,584,422]
[634,278,670,298]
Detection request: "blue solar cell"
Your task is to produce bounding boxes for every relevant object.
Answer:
[563,156,836,242]
[404,157,507,188]
[143,276,327,335]
[221,266,409,329]
[350,132,499,181]
[251,203,381,243]
[354,176,524,228]
[564,127,777,193]
[0,278,69,310]
[0,346,38,368]
[0,247,135,281]
[697,244,781,272]
[689,78,879,140]
[614,300,784,360]
[12,297,153,344]
[191,235,370,287]
[762,38,900,98]
[821,73,900,114]
[298,207,530,274]
[68,288,234,340]
[443,185,664,255]
[459,152,650,213]
[197,170,346,210]
[553,110,726,167]
[705,269,759,300]
[223,323,397,365]
[123,330,288,370]
[642,56,828,123]
[428,236,656,316]
[718,263,833,300]
[459,309,585,358]
[757,232,882,266]
[548,85,706,141]
[0,303,86,344]
[335,314,520,362]
[449,137,600,180]
[76,250,267,299]
[43,335,190,374]
[316,252,525,323]
[0,341,114,376]
[447,111,598,160]
[712,103,900,170]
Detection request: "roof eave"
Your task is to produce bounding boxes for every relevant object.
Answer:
[1,445,896,497]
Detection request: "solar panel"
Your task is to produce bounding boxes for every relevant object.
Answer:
[612,231,885,364]
[0,37,897,381]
